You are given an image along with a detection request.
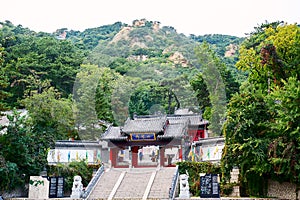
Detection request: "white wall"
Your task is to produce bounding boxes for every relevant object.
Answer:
[47,149,101,164]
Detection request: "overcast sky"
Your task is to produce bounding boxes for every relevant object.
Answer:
[1,0,299,37]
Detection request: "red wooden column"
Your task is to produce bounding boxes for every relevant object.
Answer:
[131,146,139,168]
[179,147,183,161]
[110,148,118,168]
[159,147,165,167]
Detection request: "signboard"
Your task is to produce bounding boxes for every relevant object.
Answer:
[49,177,64,198]
[130,133,156,141]
[57,177,64,198]
[200,174,220,198]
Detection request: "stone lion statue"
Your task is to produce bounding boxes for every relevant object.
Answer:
[70,175,83,198]
[179,171,190,198]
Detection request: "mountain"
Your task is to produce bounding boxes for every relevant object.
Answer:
[62,19,245,81]
[0,19,244,111]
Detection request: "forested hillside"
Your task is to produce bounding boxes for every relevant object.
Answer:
[0,18,242,191]
[1,19,299,196]
[1,19,242,123]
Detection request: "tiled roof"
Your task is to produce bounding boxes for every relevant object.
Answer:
[101,114,208,141]
[167,115,208,126]
[167,117,189,125]
[163,123,187,138]
[55,140,101,148]
[102,126,127,140]
[122,116,166,133]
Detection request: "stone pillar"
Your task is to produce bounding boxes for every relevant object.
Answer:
[29,176,49,199]
[229,168,240,197]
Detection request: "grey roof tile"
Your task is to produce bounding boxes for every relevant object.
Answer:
[101,114,208,141]
[164,123,187,137]
[122,116,166,133]
[168,115,208,126]
[103,126,126,140]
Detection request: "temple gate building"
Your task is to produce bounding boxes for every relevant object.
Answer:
[102,113,208,168]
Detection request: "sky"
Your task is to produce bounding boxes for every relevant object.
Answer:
[0,0,299,37]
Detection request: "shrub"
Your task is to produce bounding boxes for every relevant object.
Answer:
[47,161,100,194]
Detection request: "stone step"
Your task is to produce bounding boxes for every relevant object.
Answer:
[88,167,176,200]
[88,169,122,199]
[148,167,177,199]
[113,170,153,199]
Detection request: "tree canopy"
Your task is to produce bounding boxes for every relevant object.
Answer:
[221,22,300,197]
[0,19,246,193]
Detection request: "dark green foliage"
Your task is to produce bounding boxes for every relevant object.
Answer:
[191,34,244,57]
[267,77,300,184]
[0,109,49,191]
[243,21,283,49]
[0,156,19,191]
[47,161,100,194]
[221,87,271,196]
[22,87,74,141]
[194,43,240,135]
[0,90,75,191]
[66,22,124,50]
[0,70,10,111]
[128,82,179,117]
[222,23,300,197]
[190,73,211,111]
[220,182,234,196]
[0,22,84,107]
[95,68,120,125]
[191,34,247,83]
[108,58,136,75]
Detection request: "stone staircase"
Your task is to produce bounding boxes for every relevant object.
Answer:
[114,170,152,199]
[88,169,122,200]
[87,167,177,200]
[148,167,177,199]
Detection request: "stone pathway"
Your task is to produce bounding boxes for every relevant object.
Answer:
[113,169,152,199]
[148,167,177,199]
[87,167,176,200]
[88,168,122,200]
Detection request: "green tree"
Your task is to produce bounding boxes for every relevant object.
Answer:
[221,22,300,197]
[111,75,137,125]
[22,87,74,141]
[128,81,179,118]
[194,43,228,135]
[0,110,47,191]
[73,64,102,140]
[267,77,300,184]
[0,22,83,106]
[0,46,10,111]
[95,67,121,125]
[190,73,211,112]
[236,23,300,92]
[221,85,271,196]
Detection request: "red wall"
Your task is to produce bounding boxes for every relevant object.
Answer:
[188,129,205,142]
